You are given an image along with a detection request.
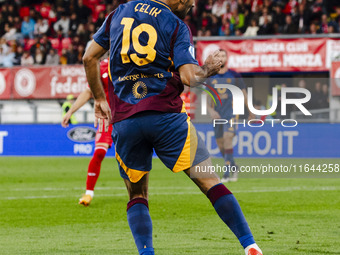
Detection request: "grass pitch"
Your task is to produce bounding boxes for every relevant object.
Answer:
[0,157,340,255]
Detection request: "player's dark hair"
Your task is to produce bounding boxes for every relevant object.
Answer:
[219,49,228,56]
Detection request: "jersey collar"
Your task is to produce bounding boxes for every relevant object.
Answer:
[150,0,171,12]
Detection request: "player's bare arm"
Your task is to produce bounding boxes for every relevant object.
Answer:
[61,88,92,127]
[179,51,222,87]
[83,40,112,130]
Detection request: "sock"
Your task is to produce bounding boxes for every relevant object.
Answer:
[85,190,94,198]
[223,149,234,178]
[224,148,235,166]
[127,198,154,255]
[86,147,107,191]
[207,183,255,249]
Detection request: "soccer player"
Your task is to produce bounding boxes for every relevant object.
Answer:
[207,50,252,183]
[83,0,263,254]
[61,58,113,206]
[180,85,197,120]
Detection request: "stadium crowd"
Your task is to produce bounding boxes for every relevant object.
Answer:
[0,0,340,67]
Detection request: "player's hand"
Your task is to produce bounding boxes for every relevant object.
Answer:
[61,112,72,127]
[203,50,223,77]
[94,99,112,132]
[210,110,221,119]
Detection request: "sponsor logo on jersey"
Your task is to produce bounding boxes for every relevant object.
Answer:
[132,81,148,99]
[67,127,96,142]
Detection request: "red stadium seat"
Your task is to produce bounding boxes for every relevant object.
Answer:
[24,39,36,50]
[92,4,106,22]
[62,38,72,49]
[19,7,30,18]
[50,38,60,49]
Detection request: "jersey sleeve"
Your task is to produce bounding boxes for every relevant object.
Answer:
[93,12,115,50]
[172,22,199,69]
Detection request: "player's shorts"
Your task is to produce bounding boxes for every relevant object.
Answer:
[112,111,210,183]
[95,124,113,148]
[214,116,239,139]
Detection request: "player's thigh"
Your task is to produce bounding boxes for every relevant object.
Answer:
[112,118,153,183]
[184,158,221,195]
[124,173,149,200]
[152,112,209,173]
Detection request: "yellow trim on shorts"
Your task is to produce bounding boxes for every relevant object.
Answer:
[181,101,187,113]
[116,152,149,183]
[172,115,198,173]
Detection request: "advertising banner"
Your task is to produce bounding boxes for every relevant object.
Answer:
[1,124,339,158]
[1,65,88,99]
[331,61,340,96]
[0,69,12,100]
[196,38,332,73]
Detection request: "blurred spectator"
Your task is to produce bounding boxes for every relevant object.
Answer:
[69,13,79,37]
[45,49,59,65]
[34,48,44,65]
[244,19,259,36]
[204,0,214,14]
[66,44,77,64]
[212,0,227,18]
[184,15,197,36]
[76,44,85,64]
[272,5,286,33]
[21,50,34,65]
[76,0,92,24]
[197,11,212,36]
[219,18,234,36]
[282,15,298,34]
[309,22,319,34]
[296,3,310,33]
[3,23,18,41]
[259,7,272,26]
[34,17,49,36]
[40,35,52,55]
[21,16,35,39]
[13,45,24,66]
[60,48,68,65]
[258,16,274,35]
[282,0,297,15]
[95,11,105,31]
[210,15,221,36]
[53,12,70,37]
[230,9,245,31]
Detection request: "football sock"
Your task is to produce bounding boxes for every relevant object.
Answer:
[224,148,235,165]
[207,183,255,249]
[223,149,235,177]
[127,198,154,255]
[86,147,107,191]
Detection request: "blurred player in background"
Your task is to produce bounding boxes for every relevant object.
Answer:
[207,50,253,182]
[62,94,78,125]
[180,85,197,120]
[61,58,112,206]
[83,0,262,254]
